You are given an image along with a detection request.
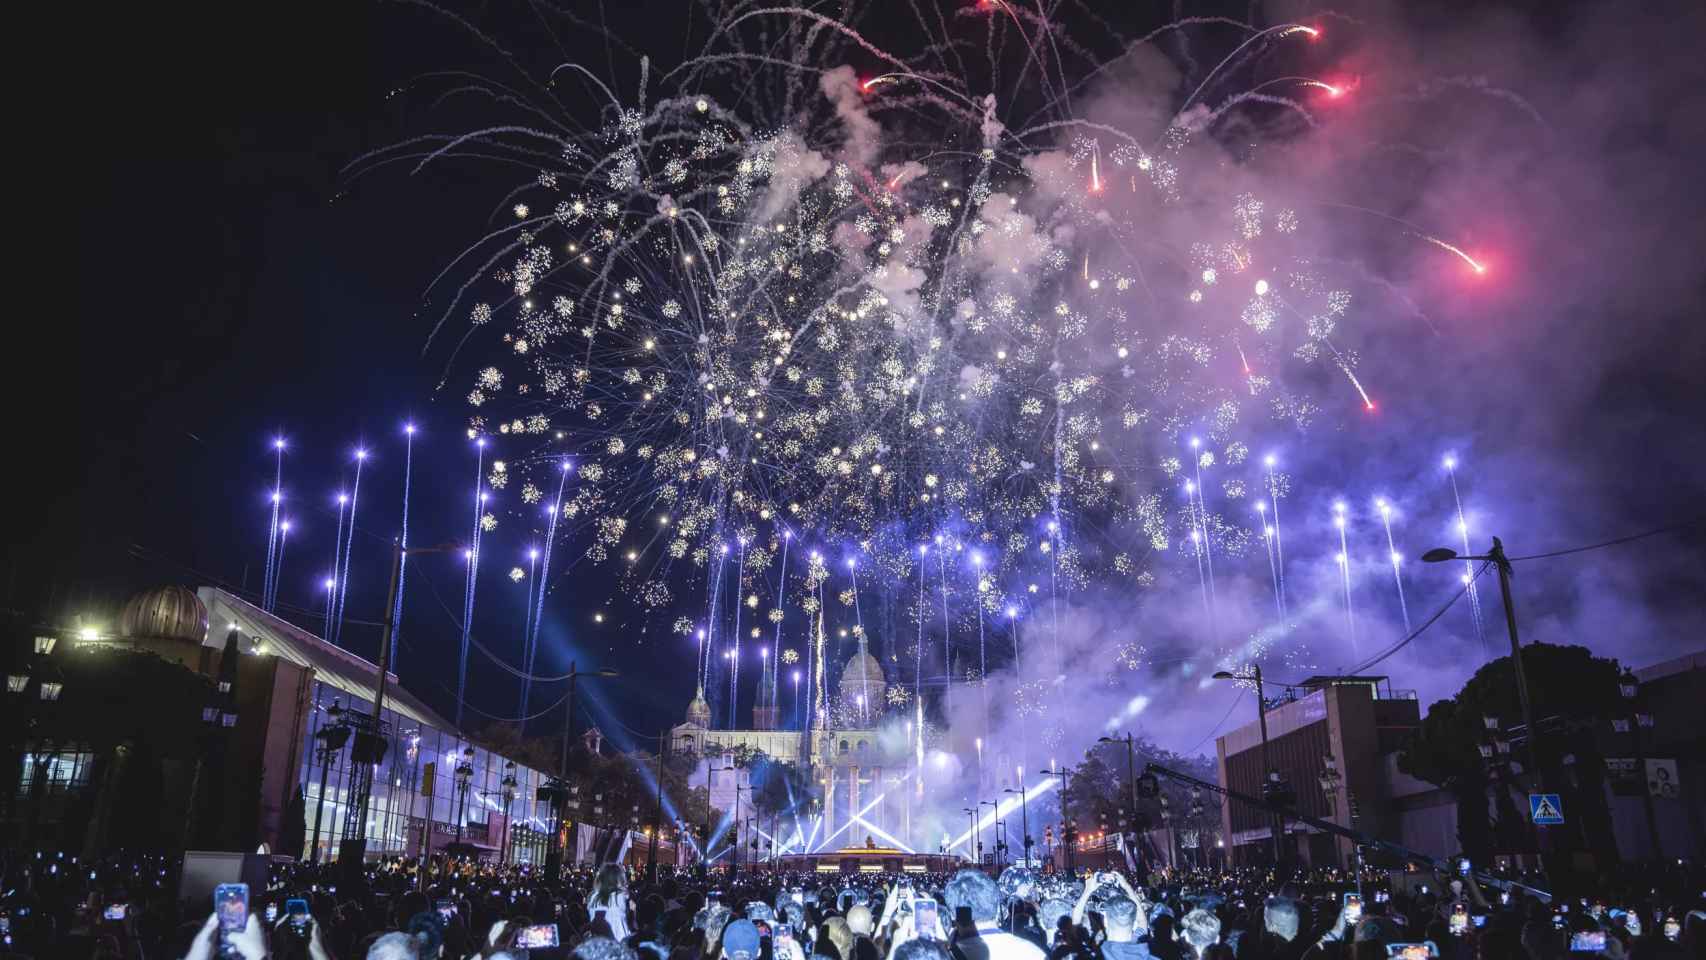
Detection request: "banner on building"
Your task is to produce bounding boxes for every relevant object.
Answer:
[1646,758,1679,799]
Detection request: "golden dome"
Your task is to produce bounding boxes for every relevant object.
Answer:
[685,686,712,727]
[118,585,208,644]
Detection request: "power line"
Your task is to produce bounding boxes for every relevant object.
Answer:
[1508,516,1705,562]
[1342,561,1490,675]
[1183,688,1246,756]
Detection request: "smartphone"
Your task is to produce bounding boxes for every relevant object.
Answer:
[436,899,456,923]
[1419,885,1429,896]
[1448,905,1468,936]
[516,923,560,949]
[1387,945,1435,960]
[1471,915,1486,929]
[1344,893,1363,923]
[1569,931,1606,952]
[214,883,249,936]
[265,903,278,923]
[0,917,10,936]
[1662,918,1680,941]
[285,898,310,934]
[104,904,128,921]
[913,898,939,938]
[1500,891,1511,905]
[1375,891,1390,903]
[1457,858,1470,876]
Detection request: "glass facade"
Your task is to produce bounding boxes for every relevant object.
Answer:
[298,680,555,864]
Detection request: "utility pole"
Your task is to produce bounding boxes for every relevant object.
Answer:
[1039,765,1075,874]
[648,730,664,881]
[1004,783,1031,867]
[542,662,618,878]
[1211,666,1285,866]
[341,540,457,882]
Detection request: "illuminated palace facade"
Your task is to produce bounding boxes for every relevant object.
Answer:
[670,635,924,855]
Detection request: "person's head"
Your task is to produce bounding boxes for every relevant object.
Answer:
[1263,898,1299,941]
[1100,895,1139,942]
[846,904,873,936]
[722,919,762,960]
[367,932,423,960]
[594,864,627,902]
[577,936,642,960]
[942,870,1000,925]
[893,939,950,960]
[1179,909,1220,957]
[824,916,854,960]
[1037,899,1071,946]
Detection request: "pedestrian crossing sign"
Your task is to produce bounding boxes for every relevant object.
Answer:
[1529,793,1564,825]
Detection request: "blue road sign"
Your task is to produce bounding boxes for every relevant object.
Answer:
[1529,793,1564,825]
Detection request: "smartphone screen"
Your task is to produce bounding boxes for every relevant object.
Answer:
[1570,931,1606,952]
[1663,919,1681,941]
[1457,858,1470,876]
[285,898,310,932]
[436,899,456,923]
[104,904,128,921]
[264,903,278,923]
[516,923,560,948]
[214,883,249,935]
[1471,915,1486,929]
[913,899,939,937]
[1344,893,1363,923]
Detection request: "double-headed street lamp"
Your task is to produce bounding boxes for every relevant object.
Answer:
[1003,784,1032,866]
[539,663,618,878]
[1038,765,1075,873]
[1210,667,1293,865]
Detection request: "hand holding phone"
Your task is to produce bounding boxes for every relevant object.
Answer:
[1569,931,1606,952]
[104,904,129,921]
[1343,893,1363,923]
[516,923,560,948]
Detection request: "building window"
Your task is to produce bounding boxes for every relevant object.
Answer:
[839,740,849,755]
[18,750,95,799]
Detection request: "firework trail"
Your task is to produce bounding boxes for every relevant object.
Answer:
[269,521,291,613]
[1444,454,1488,654]
[262,437,284,612]
[1333,501,1357,653]
[522,459,571,726]
[392,424,415,674]
[1376,498,1414,635]
[325,491,347,639]
[516,545,538,719]
[455,438,486,731]
[728,536,749,728]
[772,528,792,714]
[1189,435,1218,620]
[1265,456,1289,617]
[330,449,366,648]
[1256,501,1282,619]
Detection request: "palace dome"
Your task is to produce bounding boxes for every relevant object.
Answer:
[838,648,886,714]
[118,585,208,645]
[684,686,712,727]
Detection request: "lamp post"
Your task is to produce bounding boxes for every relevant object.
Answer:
[1615,668,1663,861]
[647,730,665,881]
[498,761,518,864]
[732,782,751,876]
[979,799,999,866]
[308,700,349,864]
[1211,667,1291,865]
[1422,539,1546,794]
[1004,784,1031,867]
[541,662,618,878]
[962,807,978,864]
[704,756,729,877]
[1318,755,1344,868]
[1099,733,1140,857]
[1038,765,1075,874]
[452,746,475,851]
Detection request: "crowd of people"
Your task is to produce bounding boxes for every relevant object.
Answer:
[2,850,1702,960]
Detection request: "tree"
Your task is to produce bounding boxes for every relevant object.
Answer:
[1398,642,1623,864]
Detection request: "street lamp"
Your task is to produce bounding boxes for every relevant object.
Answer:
[1616,667,1663,860]
[453,746,476,851]
[498,761,518,864]
[1003,785,1031,866]
[308,700,350,863]
[979,800,999,865]
[1210,667,1290,864]
[542,663,619,878]
[1038,765,1076,874]
[1421,539,1547,796]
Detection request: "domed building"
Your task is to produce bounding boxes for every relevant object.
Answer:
[117,585,209,646]
[668,629,904,857]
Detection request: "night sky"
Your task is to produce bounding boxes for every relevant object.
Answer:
[28,0,1706,756]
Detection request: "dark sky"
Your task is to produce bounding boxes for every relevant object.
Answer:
[28,0,1706,755]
